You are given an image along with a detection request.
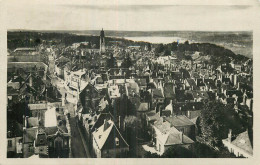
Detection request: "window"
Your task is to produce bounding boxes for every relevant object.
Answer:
[8,140,12,147]
[115,137,119,146]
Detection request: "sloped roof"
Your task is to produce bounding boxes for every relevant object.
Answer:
[153,88,164,98]
[137,102,149,112]
[165,131,194,145]
[44,106,57,127]
[92,120,128,150]
[231,131,253,155]
[23,128,37,143]
[28,103,47,110]
[166,115,195,127]
[28,117,39,128]
[164,83,175,99]
[146,112,160,122]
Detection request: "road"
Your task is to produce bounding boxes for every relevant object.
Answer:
[69,117,88,158]
[50,69,91,157]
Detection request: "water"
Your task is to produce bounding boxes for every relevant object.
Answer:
[122,36,192,44]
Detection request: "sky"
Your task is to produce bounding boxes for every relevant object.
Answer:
[2,0,259,31]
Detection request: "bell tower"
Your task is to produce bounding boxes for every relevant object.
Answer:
[100,28,106,54]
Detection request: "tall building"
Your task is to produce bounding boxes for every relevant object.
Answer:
[100,28,106,54]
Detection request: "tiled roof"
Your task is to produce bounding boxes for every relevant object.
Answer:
[23,128,37,143]
[166,115,195,127]
[153,88,164,98]
[231,131,253,155]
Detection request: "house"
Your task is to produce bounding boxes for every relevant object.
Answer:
[165,115,196,140]
[7,120,23,158]
[153,118,194,155]
[222,130,253,158]
[23,106,70,158]
[92,120,129,158]
[79,83,101,114]
[163,83,176,101]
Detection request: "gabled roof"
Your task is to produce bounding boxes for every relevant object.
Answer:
[231,131,253,155]
[90,112,114,133]
[153,88,164,98]
[164,83,175,99]
[92,120,128,150]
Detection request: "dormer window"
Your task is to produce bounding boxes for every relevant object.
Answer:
[115,137,119,146]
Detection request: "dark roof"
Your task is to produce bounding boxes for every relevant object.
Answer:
[204,79,217,89]
[90,112,114,133]
[226,90,243,97]
[23,128,37,143]
[171,72,182,80]
[166,115,195,127]
[7,120,23,138]
[196,79,205,87]
[153,88,164,98]
[164,83,175,99]
[186,79,199,90]
[179,68,190,79]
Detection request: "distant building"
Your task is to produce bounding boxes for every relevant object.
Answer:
[100,28,106,54]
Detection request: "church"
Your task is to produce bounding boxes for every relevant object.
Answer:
[100,28,106,54]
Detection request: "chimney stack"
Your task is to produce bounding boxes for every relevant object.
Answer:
[103,119,110,131]
[228,129,232,143]
[180,131,183,143]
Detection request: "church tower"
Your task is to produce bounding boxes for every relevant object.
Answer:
[100,28,106,54]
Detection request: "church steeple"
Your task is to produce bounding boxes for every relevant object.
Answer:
[100,28,106,54]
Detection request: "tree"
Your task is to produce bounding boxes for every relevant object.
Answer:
[7,101,30,124]
[147,43,152,51]
[161,146,194,158]
[155,44,164,54]
[199,101,246,147]
[124,116,141,157]
[121,54,132,68]
[106,53,117,68]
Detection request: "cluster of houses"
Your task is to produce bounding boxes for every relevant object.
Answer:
[7,47,71,158]
[7,29,253,158]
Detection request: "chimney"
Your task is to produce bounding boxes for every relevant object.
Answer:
[180,131,183,143]
[25,116,29,128]
[103,119,110,131]
[119,116,121,129]
[228,129,232,143]
[29,74,33,87]
[162,116,166,122]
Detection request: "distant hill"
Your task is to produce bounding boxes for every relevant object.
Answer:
[8,30,252,58]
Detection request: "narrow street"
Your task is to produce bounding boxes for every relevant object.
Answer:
[69,117,89,158]
[50,69,91,158]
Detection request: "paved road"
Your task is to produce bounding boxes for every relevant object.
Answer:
[49,58,90,158]
[69,117,88,158]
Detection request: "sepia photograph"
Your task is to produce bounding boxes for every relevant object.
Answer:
[1,0,260,164]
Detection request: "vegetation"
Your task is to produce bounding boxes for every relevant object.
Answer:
[198,101,247,148]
